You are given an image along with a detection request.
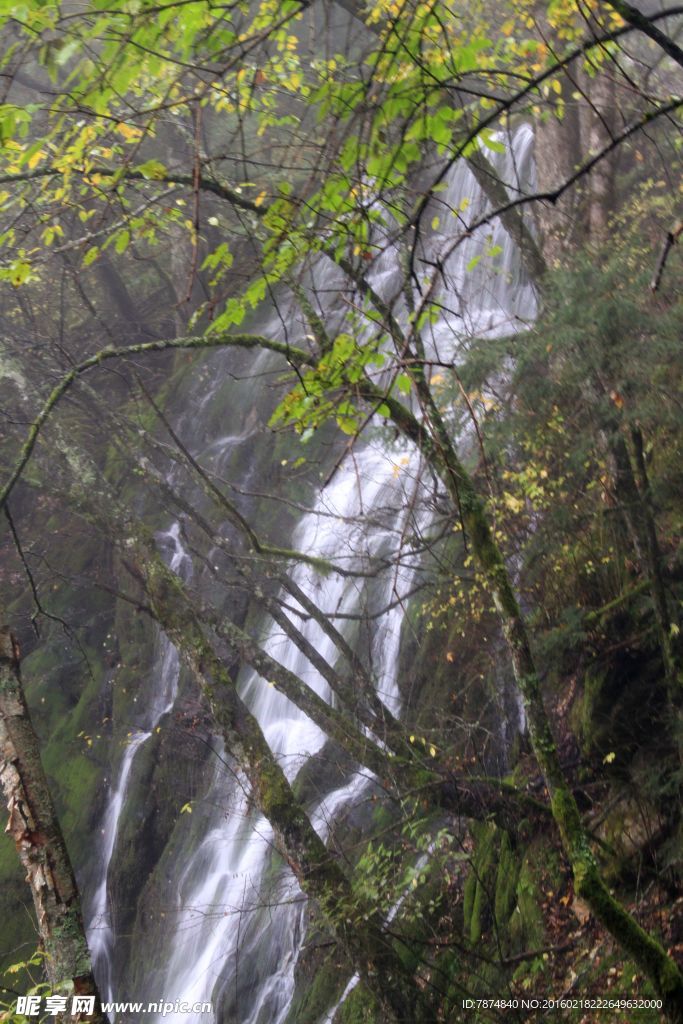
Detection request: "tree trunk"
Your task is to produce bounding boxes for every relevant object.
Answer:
[0,628,107,1024]
[533,69,585,264]
[586,70,617,243]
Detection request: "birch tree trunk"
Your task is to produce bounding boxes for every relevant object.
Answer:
[0,627,107,1024]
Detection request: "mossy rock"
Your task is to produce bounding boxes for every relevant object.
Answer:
[494,830,520,926]
[508,841,561,955]
[463,822,499,945]
[578,642,667,764]
[42,743,101,841]
[285,956,348,1024]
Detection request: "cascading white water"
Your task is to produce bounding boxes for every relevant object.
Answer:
[309,127,538,1024]
[93,126,537,1022]
[87,524,189,1001]
[143,440,426,1024]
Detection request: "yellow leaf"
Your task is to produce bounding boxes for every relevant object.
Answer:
[115,122,143,141]
[503,491,524,513]
[254,190,267,207]
[28,149,45,169]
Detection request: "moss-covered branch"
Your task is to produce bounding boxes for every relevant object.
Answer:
[0,331,310,515]
[123,534,429,1023]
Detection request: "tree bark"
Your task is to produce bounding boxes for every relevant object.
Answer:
[586,70,617,243]
[628,426,680,716]
[0,628,107,1024]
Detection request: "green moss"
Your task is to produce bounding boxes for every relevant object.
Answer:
[338,983,380,1024]
[0,832,37,975]
[39,655,105,844]
[509,847,553,954]
[494,831,520,925]
[463,823,499,945]
[285,959,346,1023]
[43,749,100,840]
[462,866,476,941]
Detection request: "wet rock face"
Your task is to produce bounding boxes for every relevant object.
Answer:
[578,623,668,765]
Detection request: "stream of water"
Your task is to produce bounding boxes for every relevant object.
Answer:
[87,524,189,1002]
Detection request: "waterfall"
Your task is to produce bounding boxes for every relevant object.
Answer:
[87,524,189,1001]
[141,441,426,1024]
[90,127,537,1021]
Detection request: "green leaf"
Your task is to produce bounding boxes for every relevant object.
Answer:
[8,258,32,286]
[136,159,167,180]
[333,332,354,360]
[114,229,130,254]
[83,245,99,267]
[480,131,506,154]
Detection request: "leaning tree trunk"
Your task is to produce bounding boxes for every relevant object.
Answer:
[122,531,430,1024]
[0,628,107,1024]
